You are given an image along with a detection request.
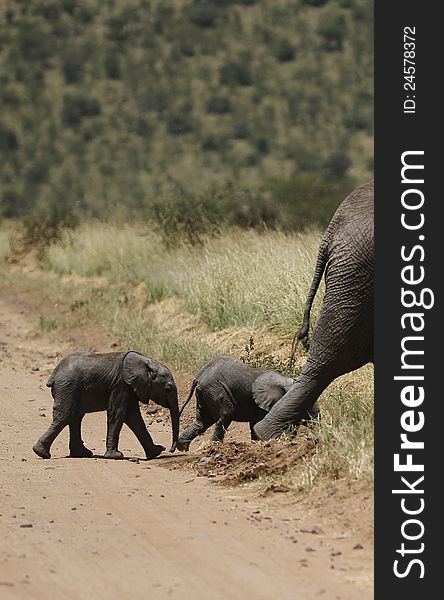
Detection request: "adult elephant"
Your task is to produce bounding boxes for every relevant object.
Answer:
[33,350,180,459]
[176,356,320,451]
[254,181,374,440]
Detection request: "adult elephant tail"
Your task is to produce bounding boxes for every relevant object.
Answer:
[179,379,198,418]
[290,239,328,364]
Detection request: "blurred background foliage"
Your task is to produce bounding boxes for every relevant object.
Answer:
[0,0,373,243]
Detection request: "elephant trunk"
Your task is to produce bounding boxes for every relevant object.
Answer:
[169,395,180,453]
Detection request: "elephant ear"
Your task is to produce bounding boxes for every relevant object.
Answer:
[122,352,157,403]
[252,372,294,412]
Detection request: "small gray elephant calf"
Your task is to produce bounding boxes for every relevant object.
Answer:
[177,356,320,451]
[33,350,180,460]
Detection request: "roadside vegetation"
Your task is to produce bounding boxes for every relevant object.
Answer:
[1,223,373,490]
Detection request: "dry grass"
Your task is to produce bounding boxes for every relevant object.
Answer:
[43,222,324,335]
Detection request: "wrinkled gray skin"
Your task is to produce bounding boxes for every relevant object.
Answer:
[254,181,374,440]
[176,356,320,451]
[33,351,180,460]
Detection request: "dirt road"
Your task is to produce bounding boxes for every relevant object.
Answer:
[0,295,372,599]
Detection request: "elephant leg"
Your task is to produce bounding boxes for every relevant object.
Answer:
[254,371,333,440]
[69,414,93,458]
[255,260,372,441]
[104,388,128,459]
[177,403,215,451]
[211,415,232,442]
[124,401,164,460]
[33,418,69,459]
[33,394,75,459]
[105,413,124,459]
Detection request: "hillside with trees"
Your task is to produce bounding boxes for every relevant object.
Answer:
[0,0,373,234]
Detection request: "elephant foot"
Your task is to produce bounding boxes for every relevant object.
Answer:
[33,441,51,459]
[145,444,165,460]
[69,445,93,458]
[176,439,191,452]
[104,449,124,460]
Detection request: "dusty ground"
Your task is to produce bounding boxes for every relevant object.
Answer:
[0,275,373,599]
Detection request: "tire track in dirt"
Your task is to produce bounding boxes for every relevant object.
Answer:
[0,294,372,599]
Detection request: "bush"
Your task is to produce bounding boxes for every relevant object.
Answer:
[148,189,221,247]
[62,94,101,127]
[219,59,252,86]
[20,200,80,252]
[104,48,120,79]
[302,0,330,6]
[317,10,348,52]
[344,110,371,131]
[187,3,221,28]
[61,49,86,84]
[273,38,295,62]
[266,174,356,230]
[230,121,249,139]
[15,20,54,65]
[0,124,18,152]
[201,133,228,152]
[165,111,196,135]
[323,152,351,177]
[205,94,232,114]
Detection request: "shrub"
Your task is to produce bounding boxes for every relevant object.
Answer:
[344,109,371,131]
[205,94,232,114]
[148,189,221,247]
[317,10,348,52]
[302,0,330,6]
[273,38,295,62]
[219,60,252,86]
[323,152,351,177]
[104,49,120,79]
[62,94,101,127]
[230,121,249,139]
[187,3,221,28]
[15,20,54,65]
[165,111,196,135]
[201,133,228,152]
[266,174,356,230]
[0,124,18,152]
[61,49,86,84]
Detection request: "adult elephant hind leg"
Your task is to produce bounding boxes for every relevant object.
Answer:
[253,372,333,441]
[124,401,165,459]
[254,309,371,440]
[69,414,93,458]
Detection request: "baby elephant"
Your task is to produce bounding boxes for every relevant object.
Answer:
[177,356,320,451]
[33,350,180,460]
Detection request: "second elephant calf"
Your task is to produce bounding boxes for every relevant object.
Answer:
[177,356,320,451]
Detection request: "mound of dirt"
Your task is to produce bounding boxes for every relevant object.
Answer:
[168,439,316,485]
